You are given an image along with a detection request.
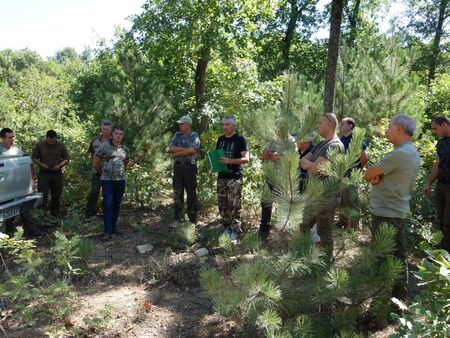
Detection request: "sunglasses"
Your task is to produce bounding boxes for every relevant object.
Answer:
[323,113,334,124]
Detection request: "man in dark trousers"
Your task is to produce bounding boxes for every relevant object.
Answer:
[364,114,420,300]
[300,113,345,255]
[167,115,200,226]
[1,128,42,237]
[32,130,70,217]
[424,115,450,252]
[257,142,282,240]
[85,119,112,220]
[297,135,314,192]
[216,115,249,244]
[338,117,368,228]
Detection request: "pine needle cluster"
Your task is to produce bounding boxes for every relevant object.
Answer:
[200,224,402,337]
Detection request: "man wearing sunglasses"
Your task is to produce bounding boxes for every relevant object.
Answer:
[300,113,345,255]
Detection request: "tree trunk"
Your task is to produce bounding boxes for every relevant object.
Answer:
[324,0,345,114]
[282,0,301,71]
[195,47,210,132]
[346,0,361,47]
[427,0,449,87]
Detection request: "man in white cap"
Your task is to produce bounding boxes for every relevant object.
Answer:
[167,115,200,225]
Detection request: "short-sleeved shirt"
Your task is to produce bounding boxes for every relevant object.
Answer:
[95,141,130,181]
[169,131,200,165]
[216,133,248,180]
[0,144,23,156]
[32,140,70,172]
[310,136,345,163]
[437,137,450,185]
[369,141,420,218]
[88,135,110,172]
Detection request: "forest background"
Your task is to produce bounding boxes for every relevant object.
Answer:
[0,0,450,337]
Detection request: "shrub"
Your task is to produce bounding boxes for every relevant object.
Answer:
[50,231,94,278]
[392,249,450,338]
[0,228,76,325]
[201,224,403,337]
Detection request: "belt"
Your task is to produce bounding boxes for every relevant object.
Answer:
[175,161,195,165]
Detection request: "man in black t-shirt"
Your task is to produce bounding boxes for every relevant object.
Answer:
[424,115,450,251]
[216,115,249,244]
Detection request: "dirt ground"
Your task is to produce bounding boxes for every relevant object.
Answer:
[3,208,407,338]
[4,208,243,338]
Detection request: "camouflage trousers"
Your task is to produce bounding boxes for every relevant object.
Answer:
[217,178,243,232]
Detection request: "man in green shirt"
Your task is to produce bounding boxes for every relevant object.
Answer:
[363,114,420,300]
[32,130,70,217]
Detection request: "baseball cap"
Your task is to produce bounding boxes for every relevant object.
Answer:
[177,115,192,125]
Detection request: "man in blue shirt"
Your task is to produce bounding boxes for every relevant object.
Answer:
[338,117,368,228]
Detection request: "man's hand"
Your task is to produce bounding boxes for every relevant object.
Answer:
[219,157,231,164]
[41,163,49,170]
[262,148,271,161]
[52,164,60,171]
[423,183,431,197]
[370,175,381,185]
[300,157,310,170]
[271,152,281,161]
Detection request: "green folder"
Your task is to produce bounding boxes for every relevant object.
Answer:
[207,149,228,173]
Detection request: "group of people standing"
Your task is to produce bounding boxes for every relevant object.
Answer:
[2,113,450,273]
[167,112,450,300]
[0,122,129,241]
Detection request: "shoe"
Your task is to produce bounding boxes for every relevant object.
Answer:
[230,231,238,245]
[112,229,123,235]
[102,233,112,241]
[195,220,207,226]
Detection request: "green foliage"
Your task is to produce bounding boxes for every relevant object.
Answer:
[392,249,450,338]
[50,231,94,278]
[219,233,234,255]
[335,37,423,127]
[201,224,401,337]
[0,229,76,325]
[242,232,262,252]
[176,221,197,244]
[257,309,282,336]
[425,73,450,115]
